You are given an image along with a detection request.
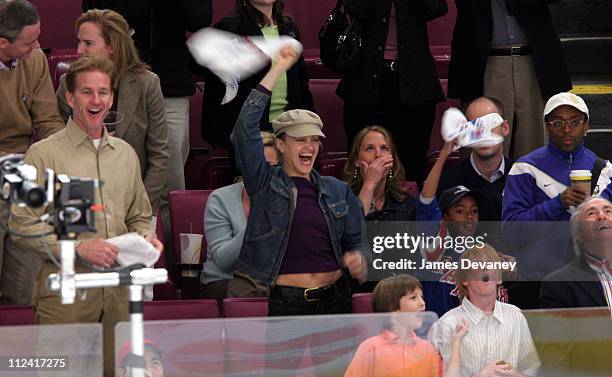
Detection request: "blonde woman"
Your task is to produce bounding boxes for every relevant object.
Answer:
[56,9,168,212]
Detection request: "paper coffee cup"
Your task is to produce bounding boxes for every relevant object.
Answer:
[570,170,592,195]
[180,233,203,277]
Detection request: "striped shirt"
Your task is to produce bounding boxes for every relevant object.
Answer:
[430,298,540,377]
[585,253,612,314]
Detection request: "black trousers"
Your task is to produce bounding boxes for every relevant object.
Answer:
[263,281,353,376]
[343,68,436,186]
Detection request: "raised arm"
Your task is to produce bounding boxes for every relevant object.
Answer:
[230,47,299,195]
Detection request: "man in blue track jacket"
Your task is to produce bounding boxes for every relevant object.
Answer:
[502,92,611,308]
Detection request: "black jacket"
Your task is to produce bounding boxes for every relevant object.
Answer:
[197,10,314,148]
[336,0,447,108]
[540,254,608,309]
[82,0,213,97]
[448,0,571,101]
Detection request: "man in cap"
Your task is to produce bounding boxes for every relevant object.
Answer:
[502,92,612,308]
[438,96,512,221]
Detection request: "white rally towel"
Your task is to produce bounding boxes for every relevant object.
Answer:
[441,108,504,149]
[187,28,303,104]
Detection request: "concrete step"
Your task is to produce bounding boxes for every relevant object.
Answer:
[550,0,612,76]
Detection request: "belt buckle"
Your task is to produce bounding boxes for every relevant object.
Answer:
[510,46,521,56]
[304,286,320,302]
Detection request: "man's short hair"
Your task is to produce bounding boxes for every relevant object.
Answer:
[466,96,505,117]
[65,56,115,94]
[0,0,39,43]
[372,274,422,313]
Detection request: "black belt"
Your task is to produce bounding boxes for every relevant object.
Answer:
[489,46,532,56]
[272,281,341,302]
[382,59,399,71]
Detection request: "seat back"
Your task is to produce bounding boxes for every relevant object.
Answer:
[309,79,346,154]
[223,298,269,318]
[143,299,219,321]
[168,190,213,264]
[0,305,36,326]
[31,0,81,51]
[317,156,348,179]
[352,293,373,313]
[47,50,79,90]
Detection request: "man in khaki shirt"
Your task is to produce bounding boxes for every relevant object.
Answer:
[8,56,162,377]
[0,0,64,304]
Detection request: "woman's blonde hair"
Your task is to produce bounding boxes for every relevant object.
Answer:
[75,9,148,86]
[454,243,502,300]
[343,126,408,202]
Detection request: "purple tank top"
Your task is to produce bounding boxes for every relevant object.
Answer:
[279,177,340,274]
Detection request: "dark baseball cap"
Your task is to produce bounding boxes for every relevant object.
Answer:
[439,185,486,213]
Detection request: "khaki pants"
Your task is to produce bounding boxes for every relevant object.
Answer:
[483,55,547,159]
[33,262,129,377]
[160,96,190,256]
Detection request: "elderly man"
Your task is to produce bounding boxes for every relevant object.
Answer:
[9,55,162,377]
[502,92,611,308]
[0,0,64,304]
[540,196,612,310]
[438,96,511,221]
[538,196,612,377]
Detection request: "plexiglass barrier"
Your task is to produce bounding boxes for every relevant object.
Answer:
[115,312,440,377]
[0,323,102,377]
[524,307,612,377]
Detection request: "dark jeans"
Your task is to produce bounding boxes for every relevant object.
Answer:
[343,68,436,185]
[264,281,353,376]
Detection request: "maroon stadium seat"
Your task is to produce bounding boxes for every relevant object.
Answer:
[31,0,81,51]
[47,50,79,91]
[168,190,212,264]
[185,154,234,190]
[0,305,35,326]
[352,293,373,314]
[143,299,219,320]
[317,156,348,179]
[223,298,269,318]
[309,79,346,154]
[427,0,456,79]
[402,181,420,198]
[189,82,208,150]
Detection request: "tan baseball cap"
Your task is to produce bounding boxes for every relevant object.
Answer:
[272,109,325,139]
[544,92,589,119]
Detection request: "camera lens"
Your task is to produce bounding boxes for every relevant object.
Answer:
[19,181,46,208]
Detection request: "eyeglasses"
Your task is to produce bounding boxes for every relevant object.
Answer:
[546,118,586,130]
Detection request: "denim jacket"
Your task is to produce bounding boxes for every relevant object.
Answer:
[230,89,364,285]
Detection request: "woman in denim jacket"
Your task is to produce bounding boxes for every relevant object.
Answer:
[230,47,366,316]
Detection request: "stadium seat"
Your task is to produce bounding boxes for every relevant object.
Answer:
[402,181,420,198]
[153,280,180,301]
[223,298,269,318]
[309,79,346,154]
[168,190,213,298]
[189,82,208,150]
[352,293,373,313]
[0,305,35,326]
[185,154,235,190]
[168,190,212,263]
[31,0,81,51]
[47,49,78,90]
[143,299,219,321]
[317,156,348,179]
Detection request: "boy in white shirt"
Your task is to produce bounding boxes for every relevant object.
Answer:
[430,244,540,377]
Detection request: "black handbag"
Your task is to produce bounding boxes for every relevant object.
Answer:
[318,0,362,74]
